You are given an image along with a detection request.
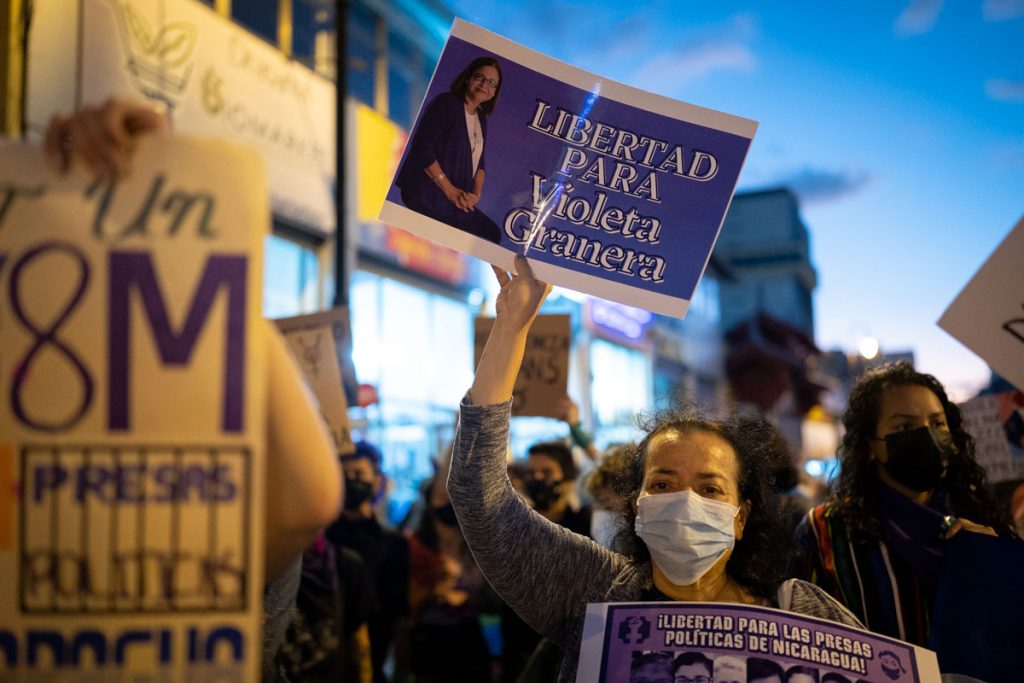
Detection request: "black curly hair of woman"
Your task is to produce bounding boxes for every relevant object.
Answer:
[610,405,798,600]
[831,362,1014,539]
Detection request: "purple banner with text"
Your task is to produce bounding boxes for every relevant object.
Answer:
[577,602,941,683]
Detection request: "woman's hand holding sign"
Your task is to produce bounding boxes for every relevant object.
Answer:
[469,256,550,406]
[493,256,550,333]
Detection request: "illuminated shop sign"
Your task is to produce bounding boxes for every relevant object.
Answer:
[29,0,337,234]
[589,299,654,340]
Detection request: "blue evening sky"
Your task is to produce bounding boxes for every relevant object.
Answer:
[449,0,1024,398]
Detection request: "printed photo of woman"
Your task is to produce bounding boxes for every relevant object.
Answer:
[396,56,504,244]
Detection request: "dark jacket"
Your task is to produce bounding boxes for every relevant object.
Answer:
[396,91,501,243]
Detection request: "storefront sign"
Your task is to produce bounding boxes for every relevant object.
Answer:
[29,0,336,234]
[939,215,1024,392]
[0,137,268,680]
[589,298,654,341]
[274,308,358,454]
[577,602,941,682]
[475,314,570,417]
[380,19,756,319]
[356,103,470,286]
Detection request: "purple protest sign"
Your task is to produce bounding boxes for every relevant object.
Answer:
[379,20,757,319]
[577,602,941,682]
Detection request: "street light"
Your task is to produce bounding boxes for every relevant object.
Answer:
[858,336,879,360]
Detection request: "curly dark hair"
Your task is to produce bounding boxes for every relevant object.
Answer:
[449,56,502,116]
[611,406,797,600]
[831,362,1013,538]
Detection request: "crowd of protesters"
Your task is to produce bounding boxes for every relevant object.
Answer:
[36,99,1024,683]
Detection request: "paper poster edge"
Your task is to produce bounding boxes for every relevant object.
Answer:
[449,19,758,139]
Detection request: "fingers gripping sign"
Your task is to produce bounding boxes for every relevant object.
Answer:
[471,256,551,406]
[492,255,551,332]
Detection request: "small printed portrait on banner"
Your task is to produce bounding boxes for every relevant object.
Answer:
[628,650,673,683]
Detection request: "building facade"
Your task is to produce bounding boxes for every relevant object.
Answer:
[715,187,817,338]
[1,0,732,522]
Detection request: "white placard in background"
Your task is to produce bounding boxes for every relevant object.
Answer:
[939,216,1024,392]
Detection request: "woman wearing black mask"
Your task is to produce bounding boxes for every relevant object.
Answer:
[523,441,591,532]
[796,362,1013,646]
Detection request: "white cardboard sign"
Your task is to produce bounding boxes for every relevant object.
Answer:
[939,216,1024,392]
[0,137,268,681]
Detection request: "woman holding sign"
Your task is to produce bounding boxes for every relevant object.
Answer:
[396,56,504,244]
[448,257,862,682]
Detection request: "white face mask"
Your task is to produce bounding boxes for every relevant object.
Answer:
[634,489,739,586]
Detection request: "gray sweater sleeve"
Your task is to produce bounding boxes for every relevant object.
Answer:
[447,397,629,644]
[778,578,865,629]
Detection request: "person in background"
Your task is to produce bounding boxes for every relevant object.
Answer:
[326,441,410,683]
[500,440,592,682]
[796,362,1014,646]
[278,536,375,683]
[506,403,597,682]
[43,99,344,682]
[558,395,601,462]
[584,444,633,551]
[523,441,591,534]
[769,442,813,538]
[448,257,862,683]
[508,458,530,499]
[407,465,496,683]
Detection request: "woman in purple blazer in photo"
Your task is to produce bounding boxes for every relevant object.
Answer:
[397,56,504,244]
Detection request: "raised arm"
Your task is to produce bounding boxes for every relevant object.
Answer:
[264,323,341,582]
[449,258,625,643]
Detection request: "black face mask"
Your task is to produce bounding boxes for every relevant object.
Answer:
[524,479,563,512]
[343,478,374,510]
[881,426,954,492]
[433,503,459,527]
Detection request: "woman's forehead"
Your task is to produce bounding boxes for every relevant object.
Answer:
[645,429,738,475]
[878,384,944,418]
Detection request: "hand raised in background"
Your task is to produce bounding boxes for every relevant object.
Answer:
[43,97,170,177]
